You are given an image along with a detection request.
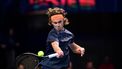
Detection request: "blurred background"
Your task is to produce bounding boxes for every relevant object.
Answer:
[0,0,120,69]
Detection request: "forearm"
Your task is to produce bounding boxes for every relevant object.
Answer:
[51,41,64,58]
[51,41,62,52]
[70,42,77,53]
[70,42,83,54]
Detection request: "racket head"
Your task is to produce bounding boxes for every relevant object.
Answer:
[16,52,41,69]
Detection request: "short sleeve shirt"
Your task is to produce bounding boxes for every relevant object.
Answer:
[40,28,74,69]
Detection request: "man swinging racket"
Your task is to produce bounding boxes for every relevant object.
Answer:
[40,7,85,69]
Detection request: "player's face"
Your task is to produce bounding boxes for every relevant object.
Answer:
[51,14,64,31]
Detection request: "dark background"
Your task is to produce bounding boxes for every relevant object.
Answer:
[0,0,120,69]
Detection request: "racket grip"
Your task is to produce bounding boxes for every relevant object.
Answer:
[48,53,58,58]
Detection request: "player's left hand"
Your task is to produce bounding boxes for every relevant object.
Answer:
[76,47,85,57]
[80,47,85,56]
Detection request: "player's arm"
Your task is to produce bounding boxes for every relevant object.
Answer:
[69,42,85,56]
[51,41,64,58]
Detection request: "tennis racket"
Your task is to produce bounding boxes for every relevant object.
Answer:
[16,52,58,69]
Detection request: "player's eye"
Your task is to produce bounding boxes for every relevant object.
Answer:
[53,22,58,24]
[58,20,62,23]
[52,20,63,24]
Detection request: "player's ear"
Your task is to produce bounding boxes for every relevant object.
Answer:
[48,22,51,26]
[64,18,69,25]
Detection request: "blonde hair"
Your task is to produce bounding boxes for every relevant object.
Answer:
[46,7,69,26]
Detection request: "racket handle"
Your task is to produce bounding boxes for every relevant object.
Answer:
[46,53,58,58]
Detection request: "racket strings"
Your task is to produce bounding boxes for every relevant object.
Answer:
[16,54,40,69]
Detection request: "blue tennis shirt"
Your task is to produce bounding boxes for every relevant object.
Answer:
[40,28,74,69]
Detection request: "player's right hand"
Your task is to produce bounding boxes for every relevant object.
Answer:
[56,50,64,58]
